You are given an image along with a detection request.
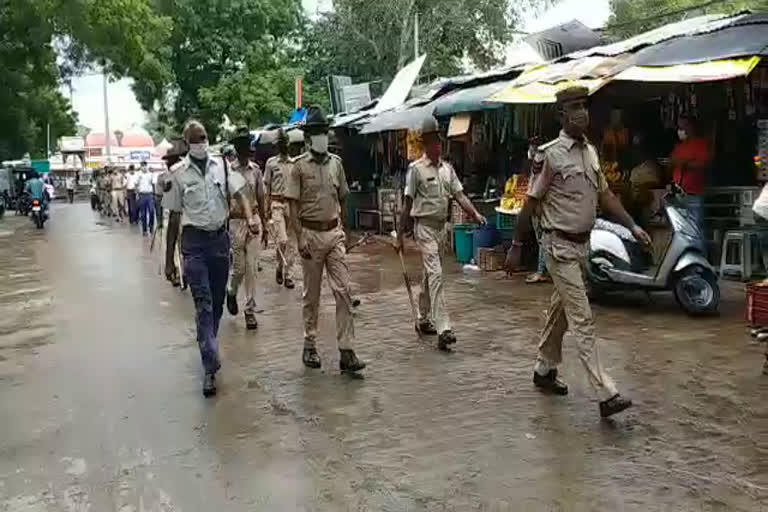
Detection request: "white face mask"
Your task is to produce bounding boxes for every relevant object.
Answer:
[677,129,688,141]
[188,141,209,159]
[310,134,329,154]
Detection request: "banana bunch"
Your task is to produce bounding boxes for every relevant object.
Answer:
[602,160,623,185]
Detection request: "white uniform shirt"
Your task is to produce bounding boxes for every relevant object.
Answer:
[126,172,138,190]
[65,177,75,190]
[136,171,154,194]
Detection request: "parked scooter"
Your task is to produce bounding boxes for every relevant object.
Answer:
[30,198,47,229]
[586,186,719,315]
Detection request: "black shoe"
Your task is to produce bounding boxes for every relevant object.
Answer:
[437,330,457,351]
[276,269,283,285]
[599,394,632,418]
[302,348,321,369]
[244,312,258,330]
[339,349,366,373]
[203,373,217,398]
[419,320,438,335]
[533,369,569,395]
[284,278,295,289]
[226,291,238,316]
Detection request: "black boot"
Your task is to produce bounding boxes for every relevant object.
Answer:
[284,278,295,289]
[276,268,283,285]
[202,373,217,398]
[339,349,366,373]
[437,330,457,351]
[244,311,258,330]
[533,369,569,395]
[302,348,321,369]
[226,291,238,316]
[419,320,437,335]
[599,394,632,418]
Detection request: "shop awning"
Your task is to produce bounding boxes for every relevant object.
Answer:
[358,104,433,134]
[630,14,768,66]
[614,56,761,83]
[431,80,511,117]
[486,79,608,104]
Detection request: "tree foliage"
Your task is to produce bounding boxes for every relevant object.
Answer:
[606,0,768,39]
[0,0,170,160]
[140,0,306,139]
[303,0,550,86]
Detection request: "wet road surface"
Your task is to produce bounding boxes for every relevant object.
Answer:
[1,203,767,511]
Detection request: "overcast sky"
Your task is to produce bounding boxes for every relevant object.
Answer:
[68,0,610,132]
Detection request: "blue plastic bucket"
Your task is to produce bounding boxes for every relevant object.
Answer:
[453,224,475,263]
[473,224,499,259]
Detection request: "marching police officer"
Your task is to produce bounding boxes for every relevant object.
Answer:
[225,127,268,330]
[396,115,486,351]
[285,106,366,374]
[505,85,651,418]
[164,120,259,397]
[264,128,297,289]
[160,138,188,287]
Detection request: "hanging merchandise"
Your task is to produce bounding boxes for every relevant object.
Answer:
[407,129,423,161]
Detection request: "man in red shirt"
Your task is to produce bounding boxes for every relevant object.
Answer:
[670,116,711,230]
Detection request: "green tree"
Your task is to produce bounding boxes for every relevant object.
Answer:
[0,0,171,160]
[139,0,305,140]
[302,0,552,86]
[607,0,768,39]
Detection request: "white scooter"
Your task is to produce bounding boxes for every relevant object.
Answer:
[587,187,719,315]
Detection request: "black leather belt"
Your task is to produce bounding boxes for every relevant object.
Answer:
[300,218,338,231]
[183,225,226,236]
[545,229,590,244]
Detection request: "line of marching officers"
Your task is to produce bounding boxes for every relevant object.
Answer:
[160,90,644,418]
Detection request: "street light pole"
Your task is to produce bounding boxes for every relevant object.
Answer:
[414,12,419,60]
[103,71,111,164]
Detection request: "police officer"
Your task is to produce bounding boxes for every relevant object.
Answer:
[225,127,268,330]
[505,85,651,418]
[396,115,486,351]
[160,138,187,287]
[264,128,297,289]
[164,120,260,397]
[110,166,127,221]
[286,106,365,374]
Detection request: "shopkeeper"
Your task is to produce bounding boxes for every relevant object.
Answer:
[670,116,712,230]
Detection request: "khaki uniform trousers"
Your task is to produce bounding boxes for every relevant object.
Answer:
[415,219,451,334]
[228,217,262,315]
[301,226,354,350]
[270,201,296,280]
[111,189,126,217]
[537,231,618,400]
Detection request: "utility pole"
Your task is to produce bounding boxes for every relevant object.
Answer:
[46,123,50,158]
[102,71,111,164]
[414,12,419,60]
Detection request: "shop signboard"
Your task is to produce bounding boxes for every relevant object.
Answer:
[59,136,85,152]
[328,75,352,114]
[129,150,151,161]
[342,83,371,113]
[31,160,50,173]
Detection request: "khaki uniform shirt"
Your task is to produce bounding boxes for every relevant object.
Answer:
[404,155,463,222]
[529,130,608,235]
[285,151,348,223]
[264,155,292,197]
[163,156,245,231]
[229,160,264,219]
[161,161,185,212]
[110,173,126,190]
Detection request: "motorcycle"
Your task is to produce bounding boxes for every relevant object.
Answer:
[587,187,719,315]
[30,198,47,229]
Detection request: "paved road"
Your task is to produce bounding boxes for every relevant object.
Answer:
[1,203,767,511]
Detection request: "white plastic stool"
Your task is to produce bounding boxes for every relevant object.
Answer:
[719,229,762,280]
